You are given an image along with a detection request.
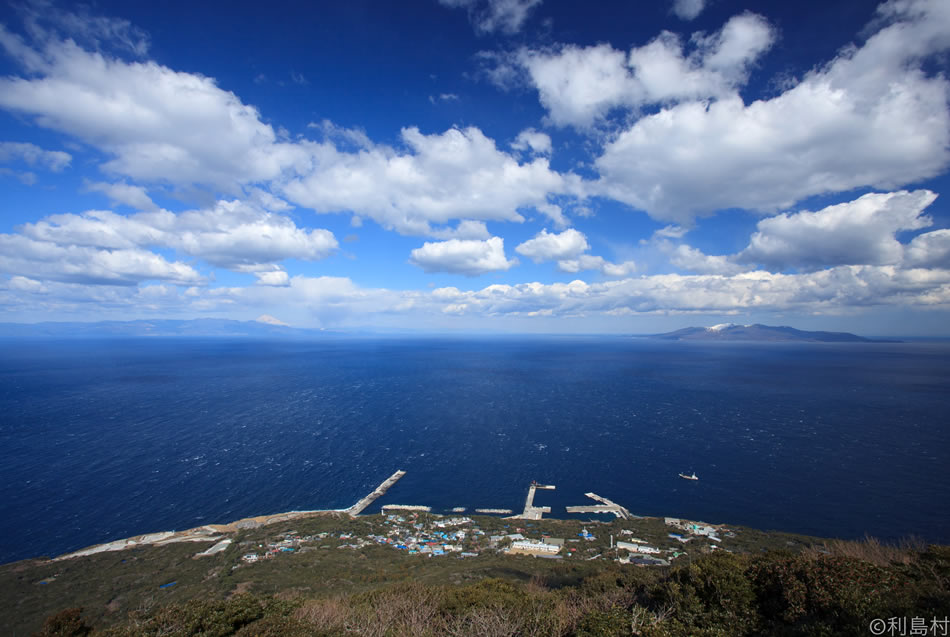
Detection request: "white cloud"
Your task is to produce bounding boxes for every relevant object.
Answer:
[429,93,460,104]
[0,37,306,192]
[0,234,203,286]
[428,266,950,317]
[515,228,637,276]
[651,224,689,240]
[16,199,338,274]
[409,236,518,275]
[306,119,373,150]
[84,180,157,210]
[516,43,636,129]
[4,260,949,326]
[595,1,950,222]
[516,228,589,262]
[511,128,552,155]
[904,229,950,269]
[254,270,290,286]
[513,13,774,129]
[282,126,577,236]
[738,190,937,271]
[0,141,71,170]
[672,0,705,21]
[668,244,747,275]
[0,24,581,239]
[429,220,492,240]
[439,0,542,35]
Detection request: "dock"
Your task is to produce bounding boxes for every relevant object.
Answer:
[381,504,431,513]
[345,470,406,516]
[509,482,555,520]
[474,508,513,514]
[565,492,635,519]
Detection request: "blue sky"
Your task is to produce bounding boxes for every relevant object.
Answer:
[1,0,949,335]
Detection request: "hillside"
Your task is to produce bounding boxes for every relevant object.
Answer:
[7,512,948,636]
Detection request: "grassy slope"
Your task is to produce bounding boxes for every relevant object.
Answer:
[4,513,940,636]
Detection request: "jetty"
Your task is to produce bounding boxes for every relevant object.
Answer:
[381,504,431,513]
[475,508,513,515]
[566,492,635,520]
[345,470,406,516]
[509,482,555,520]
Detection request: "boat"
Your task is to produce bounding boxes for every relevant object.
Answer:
[679,472,699,481]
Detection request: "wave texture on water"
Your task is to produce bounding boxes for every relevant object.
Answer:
[0,336,948,563]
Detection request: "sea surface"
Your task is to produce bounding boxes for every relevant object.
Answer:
[0,336,948,564]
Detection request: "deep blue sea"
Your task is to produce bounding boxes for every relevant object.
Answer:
[1,336,948,564]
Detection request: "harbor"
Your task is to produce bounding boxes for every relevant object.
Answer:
[344,470,406,516]
[49,472,679,562]
[566,493,636,520]
[510,481,555,520]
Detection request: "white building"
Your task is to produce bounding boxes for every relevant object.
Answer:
[509,540,561,554]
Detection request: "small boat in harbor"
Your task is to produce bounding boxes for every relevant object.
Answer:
[679,472,699,481]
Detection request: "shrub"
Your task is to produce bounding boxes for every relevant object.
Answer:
[648,552,758,636]
[750,553,911,636]
[34,607,92,637]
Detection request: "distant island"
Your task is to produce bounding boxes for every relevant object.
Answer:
[652,323,897,342]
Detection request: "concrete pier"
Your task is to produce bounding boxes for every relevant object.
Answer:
[381,504,431,513]
[345,470,406,516]
[509,482,555,520]
[474,508,513,514]
[565,492,635,520]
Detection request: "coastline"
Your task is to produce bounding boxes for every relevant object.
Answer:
[51,507,346,561]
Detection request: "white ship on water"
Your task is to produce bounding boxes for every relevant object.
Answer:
[679,472,699,481]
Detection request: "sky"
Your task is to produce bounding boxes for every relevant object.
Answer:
[0,0,949,335]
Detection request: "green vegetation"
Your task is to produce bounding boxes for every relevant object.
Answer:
[6,514,948,636]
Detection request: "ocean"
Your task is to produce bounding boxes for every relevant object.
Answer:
[0,336,947,564]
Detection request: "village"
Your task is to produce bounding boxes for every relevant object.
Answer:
[236,511,736,568]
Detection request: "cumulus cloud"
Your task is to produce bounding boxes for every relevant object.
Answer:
[429,266,950,317]
[0,234,203,286]
[738,190,938,271]
[511,12,774,128]
[14,199,338,278]
[515,228,637,276]
[904,230,950,269]
[254,270,290,286]
[428,220,492,240]
[672,0,706,21]
[511,128,552,155]
[668,244,748,275]
[439,0,542,35]
[594,0,950,222]
[409,236,518,275]
[84,180,157,210]
[516,228,589,262]
[282,126,577,236]
[0,35,306,192]
[3,260,949,326]
[0,17,582,239]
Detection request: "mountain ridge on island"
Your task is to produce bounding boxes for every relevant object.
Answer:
[652,323,899,342]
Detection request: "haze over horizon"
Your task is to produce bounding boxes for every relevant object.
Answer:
[2,0,950,335]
